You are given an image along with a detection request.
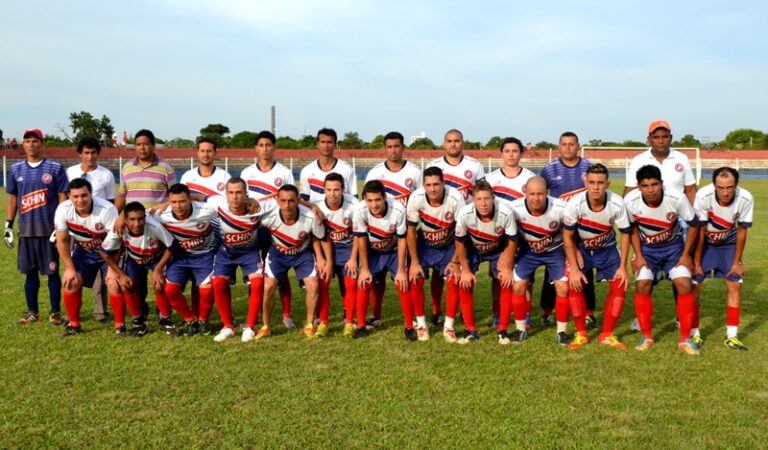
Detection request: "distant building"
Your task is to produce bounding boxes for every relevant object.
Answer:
[409,132,428,145]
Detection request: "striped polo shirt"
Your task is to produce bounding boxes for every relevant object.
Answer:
[118,155,176,208]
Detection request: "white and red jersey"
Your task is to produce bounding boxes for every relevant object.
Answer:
[426,155,485,202]
[485,166,536,205]
[101,216,175,265]
[180,166,231,199]
[315,193,358,246]
[694,183,754,246]
[240,161,294,202]
[353,198,407,253]
[624,188,697,247]
[406,186,465,248]
[625,149,695,192]
[563,191,632,251]
[208,194,274,252]
[364,161,422,205]
[300,158,357,202]
[510,197,567,254]
[155,202,220,256]
[54,197,118,253]
[455,200,517,255]
[260,205,325,256]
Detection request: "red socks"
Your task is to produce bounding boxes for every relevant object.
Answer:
[498,286,513,332]
[63,290,83,327]
[356,282,371,328]
[445,278,459,321]
[244,277,264,329]
[726,305,741,327]
[511,293,528,322]
[343,277,357,324]
[411,278,426,318]
[165,283,195,322]
[212,277,234,329]
[197,285,214,322]
[154,290,172,318]
[398,284,413,328]
[109,293,125,327]
[676,292,695,342]
[555,295,570,324]
[634,293,654,339]
[279,281,292,318]
[318,277,331,325]
[568,290,588,336]
[459,286,476,332]
[599,279,625,340]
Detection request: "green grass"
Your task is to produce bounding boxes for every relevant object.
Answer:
[1,181,767,449]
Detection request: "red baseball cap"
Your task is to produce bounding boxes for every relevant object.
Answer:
[648,120,671,134]
[23,128,45,141]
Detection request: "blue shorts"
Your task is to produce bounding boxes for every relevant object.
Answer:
[72,246,107,289]
[213,247,263,282]
[18,236,59,275]
[418,240,454,277]
[265,248,316,280]
[369,250,400,279]
[694,244,741,283]
[579,245,620,281]
[641,241,683,276]
[514,248,566,281]
[165,253,214,287]
[333,243,353,265]
[468,248,502,277]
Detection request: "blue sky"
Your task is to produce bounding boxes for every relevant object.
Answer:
[2,0,766,145]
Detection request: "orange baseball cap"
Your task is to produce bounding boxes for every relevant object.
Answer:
[648,120,671,134]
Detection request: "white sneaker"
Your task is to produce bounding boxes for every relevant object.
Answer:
[417,326,430,341]
[214,327,236,343]
[241,327,256,342]
[282,316,296,330]
[630,318,641,331]
[443,327,457,343]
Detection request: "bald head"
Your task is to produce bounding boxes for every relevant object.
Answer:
[524,176,548,213]
[525,176,547,193]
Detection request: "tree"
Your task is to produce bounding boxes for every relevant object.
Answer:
[534,141,556,149]
[464,141,482,149]
[298,134,316,149]
[166,137,195,148]
[69,111,115,146]
[672,134,701,147]
[43,134,73,147]
[200,124,230,136]
[724,129,764,149]
[485,136,504,149]
[366,134,385,149]
[588,139,603,147]
[338,131,366,149]
[197,133,228,149]
[230,131,258,148]
[276,135,300,148]
[621,140,646,147]
[410,137,437,149]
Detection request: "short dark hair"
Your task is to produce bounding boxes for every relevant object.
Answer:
[473,180,494,196]
[226,177,247,192]
[423,166,444,181]
[384,131,405,145]
[278,184,299,196]
[317,128,337,143]
[586,163,609,178]
[713,166,739,185]
[256,130,276,145]
[560,131,579,143]
[168,183,191,196]
[444,129,464,140]
[68,178,92,192]
[196,136,217,151]
[76,136,101,154]
[362,180,386,197]
[135,129,156,145]
[324,172,345,189]
[500,137,524,153]
[124,201,146,217]
[636,165,662,183]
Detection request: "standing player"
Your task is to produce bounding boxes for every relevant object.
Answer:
[54,179,118,336]
[259,185,331,339]
[180,137,231,200]
[299,128,357,202]
[101,202,176,336]
[484,136,536,326]
[692,167,753,350]
[625,165,699,355]
[353,180,410,340]
[562,164,632,350]
[454,181,518,344]
[510,177,571,345]
[406,166,465,341]
[5,128,69,325]
[539,132,594,328]
[315,173,359,338]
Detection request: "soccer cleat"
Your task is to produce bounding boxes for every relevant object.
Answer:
[724,337,748,351]
[130,318,148,338]
[353,327,368,339]
[442,327,457,343]
[629,318,641,332]
[568,333,590,350]
[18,311,41,325]
[598,335,627,350]
[457,330,479,344]
[365,317,382,330]
[404,328,418,342]
[48,312,63,326]
[61,325,82,337]
[282,316,296,330]
[316,323,329,338]
[555,331,572,346]
[255,326,272,341]
[431,313,444,328]
[159,318,179,337]
[241,327,256,342]
[304,323,317,339]
[541,314,554,328]
[417,326,430,341]
[213,327,236,343]
[343,323,355,338]
[497,331,511,345]
[635,336,655,351]
[198,321,212,336]
[691,335,704,348]
[115,326,127,337]
[678,339,700,355]
[509,329,529,344]
[586,314,599,330]
[491,315,500,328]
[184,321,200,337]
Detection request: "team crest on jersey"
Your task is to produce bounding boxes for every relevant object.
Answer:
[41,173,52,184]
[343,217,351,226]
[274,178,283,187]
[148,239,157,248]
[405,178,414,188]
[389,224,396,232]
[464,170,472,179]
[549,221,558,230]
[217,182,225,191]
[49,262,57,271]
[95,223,104,231]
[495,226,504,234]
[250,216,259,223]
[666,212,677,221]
[445,212,454,221]
[733,212,741,220]
[298,231,307,239]
[675,163,683,173]
[196,222,206,230]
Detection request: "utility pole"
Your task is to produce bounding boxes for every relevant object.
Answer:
[270,105,276,135]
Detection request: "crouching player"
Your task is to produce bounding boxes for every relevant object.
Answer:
[353,180,410,340]
[406,166,465,342]
[258,184,331,339]
[315,173,359,338]
[625,165,699,355]
[54,178,118,336]
[510,177,571,345]
[101,201,176,336]
[693,167,753,350]
[562,164,631,350]
[454,181,518,344]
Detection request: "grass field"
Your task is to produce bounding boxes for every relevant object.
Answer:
[1,181,767,449]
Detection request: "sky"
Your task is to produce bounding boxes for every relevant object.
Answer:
[1,0,766,145]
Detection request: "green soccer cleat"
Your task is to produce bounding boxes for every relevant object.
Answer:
[316,323,329,338]
[343,323,355,338]
[724,337,748,351]
[568,333,589,350]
